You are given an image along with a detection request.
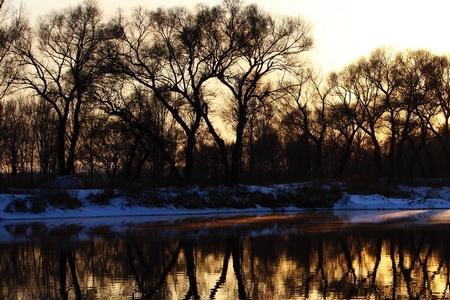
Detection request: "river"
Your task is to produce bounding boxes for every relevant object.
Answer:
[1,210,450,299]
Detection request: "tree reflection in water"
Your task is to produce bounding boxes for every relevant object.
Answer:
[2,219,450,299]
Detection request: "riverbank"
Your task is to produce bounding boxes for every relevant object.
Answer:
[1,182,450,219]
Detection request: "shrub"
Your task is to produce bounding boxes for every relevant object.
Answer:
[207,189,256,209]
[206,190,229,208]
[88,190,115,206]
[173,191,205,209]
[277,184,342,208]
[126,191,169,207]
[276,191,297,207]
[120,181,147,197]
[4,196,49,214]
[29,196,48,213]
[345,182,410,198]
[4,199,29,213]
[43,190,83,210]
[248,192,279,208]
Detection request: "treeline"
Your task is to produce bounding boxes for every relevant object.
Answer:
[0,0,450,187]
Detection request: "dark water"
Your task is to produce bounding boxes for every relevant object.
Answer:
[2,210,450,299]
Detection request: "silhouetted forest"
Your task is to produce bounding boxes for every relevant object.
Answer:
[1,0,450,187]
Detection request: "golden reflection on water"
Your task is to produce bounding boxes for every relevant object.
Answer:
[2,214,450,299]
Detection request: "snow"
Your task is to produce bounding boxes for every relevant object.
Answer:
[334,193,450,210]
[0,188,304,221]
[1,183,450,221]
[334,186,450,210]
[0,201,288,220]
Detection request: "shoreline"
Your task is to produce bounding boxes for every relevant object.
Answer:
[1,183,450,220]
[3,207,450,222]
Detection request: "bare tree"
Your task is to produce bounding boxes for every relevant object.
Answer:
[15,1,110,176]
[98,80,180,183]
[104,3,232,184]
[31,100,57,176]
[364,48,402,180]
[424,55,450,169]
[202,1,312,184]
[330,74,360,176]
[394,50,436,179]
[337,59,385,176]
[0,0,23,100]
[283,70,332,177]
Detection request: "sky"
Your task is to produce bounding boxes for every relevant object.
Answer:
[17,0,450,73]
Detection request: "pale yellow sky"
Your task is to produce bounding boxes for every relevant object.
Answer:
[17,0,450,72]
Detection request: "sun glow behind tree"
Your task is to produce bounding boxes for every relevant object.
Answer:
[20,0,450,73]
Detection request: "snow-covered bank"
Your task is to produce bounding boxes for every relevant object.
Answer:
[335,186,450,210]
[2,183,450,220]
[0,183,341,220]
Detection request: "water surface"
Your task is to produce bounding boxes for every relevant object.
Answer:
[1,210,450,299]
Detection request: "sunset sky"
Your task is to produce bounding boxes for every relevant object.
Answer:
[18,0,450,72]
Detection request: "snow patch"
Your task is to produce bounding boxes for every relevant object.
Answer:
[334,193,450,210]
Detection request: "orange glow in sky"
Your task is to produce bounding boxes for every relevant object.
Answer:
[19,0,450,72]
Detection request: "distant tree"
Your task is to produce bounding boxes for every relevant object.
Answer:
[394,50,437,179]
[105,4,230,184]
[246,96,277,177]
[435,56,450,135]
[202,1,312,184]
[363,48,401,179]
[283,71,332,177]
[98,81,180,183]
[15,1,111,176]
[336,59,385,176]
[420,54,450,171]
[0,0,23,99]
[0,100,23,175]
[31,101,57,176]
[330,74,360,177]
[249,125,282,182]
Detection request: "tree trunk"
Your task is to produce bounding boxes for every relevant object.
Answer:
[408,139,427,179]
[387,113,397,182]
[10,146,17,176]
[372,137,384,178]
[437,136,450,173]
[336,132,356,177]
[230,117,246,186]
[315,140,322,178]
[421,137,434,178]
[183,118,200,185]
[230,151,242,186]
[66,96,83,175]
[57,121,68,176]
[396,139,405,181]
[203,113,232,185]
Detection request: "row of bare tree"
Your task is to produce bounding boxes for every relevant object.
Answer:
[285,48,450,182]
[1,1,450,186]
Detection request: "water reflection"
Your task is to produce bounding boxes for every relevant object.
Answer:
[2,211,450,299]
